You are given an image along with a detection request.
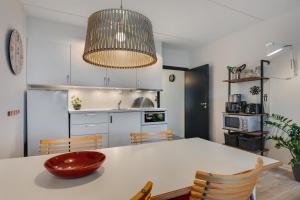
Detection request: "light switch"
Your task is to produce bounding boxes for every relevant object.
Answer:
[7,109,20,117]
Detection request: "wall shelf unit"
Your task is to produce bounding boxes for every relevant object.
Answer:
[224,60,270,155]
[223,112,269,116]
[223,77,269,83]
[222,128,269,136]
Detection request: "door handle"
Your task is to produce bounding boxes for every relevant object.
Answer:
[200,102,207,109]
[110,116,112,123]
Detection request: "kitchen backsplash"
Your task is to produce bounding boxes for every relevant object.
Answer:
[68,89,157,110]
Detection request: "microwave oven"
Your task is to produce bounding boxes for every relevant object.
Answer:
[223,113,261,132]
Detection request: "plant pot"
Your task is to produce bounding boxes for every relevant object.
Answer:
[73,104,81,110]
[292,164,300,182]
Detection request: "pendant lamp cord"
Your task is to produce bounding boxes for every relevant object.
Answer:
[120,0,123,9]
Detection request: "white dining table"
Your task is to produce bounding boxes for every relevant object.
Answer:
[0,138,281,200]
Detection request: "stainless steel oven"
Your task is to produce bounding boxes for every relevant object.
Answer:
[141,111,167,125]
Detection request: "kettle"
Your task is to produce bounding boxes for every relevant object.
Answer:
[229,94,242,103]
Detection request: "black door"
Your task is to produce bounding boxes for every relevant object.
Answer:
[185,65,209,140]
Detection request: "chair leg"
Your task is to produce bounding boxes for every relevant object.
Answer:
[250,187,257,200]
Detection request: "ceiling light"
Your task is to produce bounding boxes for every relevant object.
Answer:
[83,0,157,69]
[267,48,283,57]
[115,32,126,42]
[265,42,298,79]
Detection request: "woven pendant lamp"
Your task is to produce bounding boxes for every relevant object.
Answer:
[83,1,157,69]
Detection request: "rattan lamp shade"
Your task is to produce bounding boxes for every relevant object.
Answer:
[83,9,157,68]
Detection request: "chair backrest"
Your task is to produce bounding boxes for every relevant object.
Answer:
[131,181,153,200]
[39,135,102,154]
[130,130,174,144]
[190,158,263,200]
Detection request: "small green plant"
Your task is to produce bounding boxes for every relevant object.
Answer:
[265,114,300,166]
[71,96,82,110]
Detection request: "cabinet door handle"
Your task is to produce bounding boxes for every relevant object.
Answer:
[108,77,110,86]
[85,124,96,127]
[66,74,70,84]
[86,113,97,116]
[110,116,112,123]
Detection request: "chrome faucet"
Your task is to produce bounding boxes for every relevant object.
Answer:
[118,100,122,110]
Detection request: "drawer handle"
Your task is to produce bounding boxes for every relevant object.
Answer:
[85,124,97,127]
[86,113,97,116]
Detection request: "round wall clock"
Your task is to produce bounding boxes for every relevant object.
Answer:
[9,29,24,75]
[169,74,176,82]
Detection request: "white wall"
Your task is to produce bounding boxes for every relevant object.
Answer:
[27,17,86,44]
[0,0,26,158]
[190,7,300,164]
[162,44,190,68]
[161,45,188,138]
[161,70,185,138]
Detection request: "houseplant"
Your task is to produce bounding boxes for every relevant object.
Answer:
[71,96,82,110]
[265,114,300,181]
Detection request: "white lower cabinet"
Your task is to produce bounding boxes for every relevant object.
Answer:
[71,123,109,135]
[108,112,141,147]
[141,124,168,133]
[70,112,109,148]
[70,112,141,148]
[71,112,108,125]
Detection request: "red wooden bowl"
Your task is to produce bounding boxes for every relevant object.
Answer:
[44,151,105,178]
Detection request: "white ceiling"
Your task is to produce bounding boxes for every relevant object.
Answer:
[20,0,300,48]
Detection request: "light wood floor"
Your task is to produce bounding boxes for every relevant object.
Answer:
[257,167,300,200]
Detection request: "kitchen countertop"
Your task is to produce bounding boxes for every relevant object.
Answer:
[69,108,167,114]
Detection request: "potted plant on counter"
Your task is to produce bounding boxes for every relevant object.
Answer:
[265,114,300,182]
[71,96,82,110]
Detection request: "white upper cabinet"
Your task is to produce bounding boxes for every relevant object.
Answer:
[27,39,71,85]
[106,68,137,88]
[71,42,107,87]
[27,38,162,89]
[136,42,163,90]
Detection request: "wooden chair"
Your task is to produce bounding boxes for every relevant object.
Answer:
[130,130,174,144]
[39,135,102,154]
[187,157,263,200]
[131,181,153,200]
